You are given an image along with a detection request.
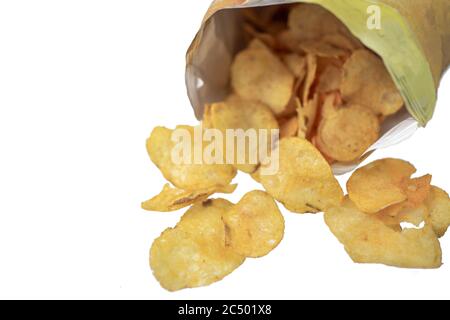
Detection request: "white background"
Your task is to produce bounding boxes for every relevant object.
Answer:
[0,1,449,300]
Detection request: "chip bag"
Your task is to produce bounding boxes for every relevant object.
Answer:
[186,0,450,173]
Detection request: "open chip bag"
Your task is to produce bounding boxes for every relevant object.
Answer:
[186,0,450,173]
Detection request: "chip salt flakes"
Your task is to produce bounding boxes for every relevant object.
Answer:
[426,187,450,238]
[204,97,279,173]
[147,126,236,190]
[260,138,343,213]
[341,49,404,116]
[150,199,245,292]
[223,191,285,258]
[288,4,346,42]
[347,159,417,214]
[142,184,237,212]
[316,105,380,162]
[325,198,442,269]
[231,41,295,115]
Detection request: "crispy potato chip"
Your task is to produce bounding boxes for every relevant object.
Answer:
[341,49,404,116]
[347,159,417,213]
[298,40,349,58]
[223,191,285,258]
[276,29,300,52]
[317,65,342,94]
[250,167,262,184]
[204,96,279,173]
[260,137,343,213]
[315,105,380,162]
[288,4,346,42]
[325,198,442,269]
[295,98,308,139]
[142,184,237,212]
[426,186,450,238]
[150,199,245,291]
[302,54,317,105]
[320,92,340,119]
[321,33,363,52]
[147,126,237,190]
[301,94,320,139]
[231,43,295,115]
[244,24,277,49]
[279,115,299,139]
[282,53,306,79]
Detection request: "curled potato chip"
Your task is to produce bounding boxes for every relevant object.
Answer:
[142,184,237,212]
[244,24,277,49]
[316,105,380,162]
[295,98,308,139]
[426,186,450,238]
[325,198,442,269]
[147,126,237,190]
[288,4,346,42]
[150,199,245,291]
[231,42,295,115]
[276,30,300,52]
[347,159,417,213]
[260,137,343,213]
[321,33,363,52]
[341,49,404,116]
[223,191,285,258]
[302,54,317,105]
[204,96,279,173]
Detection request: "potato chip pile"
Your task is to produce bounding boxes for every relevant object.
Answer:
[143,4,450,292]
[326,159,450,269]
[234,4,404,163]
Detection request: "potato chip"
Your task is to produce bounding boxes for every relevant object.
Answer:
[147,126,237,190]
[231,42,295,115]
[426,186,450,238]
[341,49,404,116]
[204,96,279,173]
[315,105,380,162]
[150,199,245,291]
[325,198,442,269]
[319,92,340,119]
[321,33,363,52]
[298,40,349,58]
[282,53,306,79]
[288,4,346,42]
[295,98,308,139]
[347,159,417,214]
[302,54,317,105]
[243,23,277,49]
[317,65,342,94]
[301,94,320,139]
[142,183,237,212]
[260,137,343,213]
[276,29,300,52]
[223,191,285,258]
[279,115,299,139]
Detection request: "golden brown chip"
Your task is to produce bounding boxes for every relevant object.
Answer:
[288,4,346,42]
[302,54,317,105]
[321,33,363,52]
[205,97,279,173]
[147,126,237,190]
[223,190,285,258]
[298,40,349,58]
[276,29,300,52]
[341,49,404,116]
[347,159,417,214]
[244,24,277,49]
[281,53,306,79]
[317,65,342,94]
[426,186,450,238]
[325,198,442,269]
[231,43,295,115]
[301,94,320,138]
[315,105,380,162]
[142,184,237,212]
[260,137,343,213]
[295,98,308,139]
[279,115,299,139]
[150,199,245,292]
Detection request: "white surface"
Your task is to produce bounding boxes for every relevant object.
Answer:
[0,1,449,300]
